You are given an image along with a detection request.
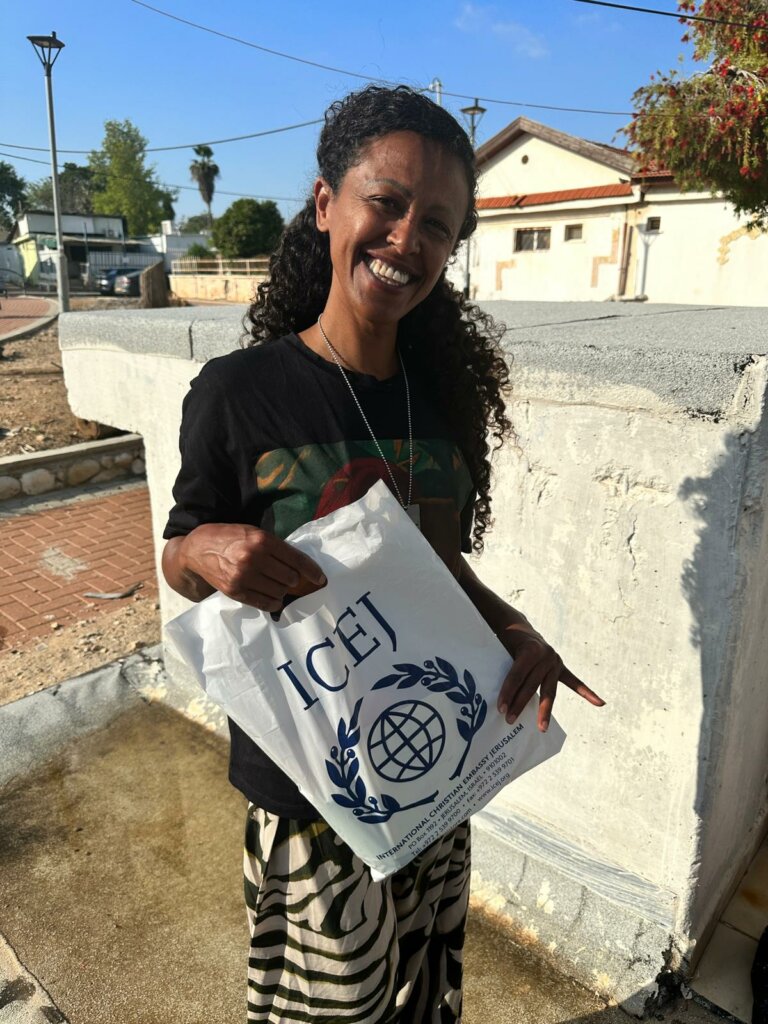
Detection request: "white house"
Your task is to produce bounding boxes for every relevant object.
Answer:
[452,117,768,306]
[138,220,211,271]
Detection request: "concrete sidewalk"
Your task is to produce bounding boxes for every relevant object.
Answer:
[0,655,730,1024]
[0,295,58,343]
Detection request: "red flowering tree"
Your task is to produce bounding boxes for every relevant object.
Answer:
[624,0,768,227]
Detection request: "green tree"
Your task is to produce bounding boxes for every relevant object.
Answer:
[0,162,27,230]
[25,162,99,214]
[212,198,284,258]
[189,145,220,229]
[184,243,215,258]
[624,0,768,228]
[178,212,214,234]
[88,119,177,236]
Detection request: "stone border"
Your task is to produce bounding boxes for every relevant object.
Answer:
[0,434,145,503]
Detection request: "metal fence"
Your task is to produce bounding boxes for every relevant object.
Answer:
[170,256,270,276]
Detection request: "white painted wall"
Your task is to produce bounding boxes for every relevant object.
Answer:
[450,206,628,301]
[479,135,626,199]
[637,194,768,305]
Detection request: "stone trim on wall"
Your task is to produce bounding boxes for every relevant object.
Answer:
[0,434,145,503]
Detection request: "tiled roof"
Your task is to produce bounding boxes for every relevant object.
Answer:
[632,168,675,181]
[476,196,522,209]
[477,183,634,210]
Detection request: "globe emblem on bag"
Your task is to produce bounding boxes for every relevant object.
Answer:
[367,700,446,782]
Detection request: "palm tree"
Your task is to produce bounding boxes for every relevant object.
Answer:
[189,145,220,230]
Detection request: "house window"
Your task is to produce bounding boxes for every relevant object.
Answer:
[646,216,661,232]
[515,228,551,252]
[565,223,583,241]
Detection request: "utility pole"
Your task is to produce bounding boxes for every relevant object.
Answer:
[460,98,486,299]
[427,78,443,107]
[27,31,69,312]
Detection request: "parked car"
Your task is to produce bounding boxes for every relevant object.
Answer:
[96,267,141,295]
[113,270,144,297]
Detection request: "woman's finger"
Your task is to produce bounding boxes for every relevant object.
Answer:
[536,667,560,732]
[559,666,606,706]
[506,657,560,724]
[498,649,560,720]
[268,536,327,587]
[235,588,283,613]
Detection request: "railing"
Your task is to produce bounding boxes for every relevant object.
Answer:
[170,256,270,276]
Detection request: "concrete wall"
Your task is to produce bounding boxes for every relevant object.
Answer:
[58,301,768,1013]
[168,274,265,303]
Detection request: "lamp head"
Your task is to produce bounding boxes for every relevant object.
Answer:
[460,98,487,120]
[28,31,65,70]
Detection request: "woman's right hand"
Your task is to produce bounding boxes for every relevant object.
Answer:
[161,523,326,612]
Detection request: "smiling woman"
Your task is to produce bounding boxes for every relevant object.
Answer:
[161,84,604,1024]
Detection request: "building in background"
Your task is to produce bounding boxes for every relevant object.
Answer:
[9,213,210,289]
[0,242,24,290]
[451,117,768,306]
[138,220,210,270]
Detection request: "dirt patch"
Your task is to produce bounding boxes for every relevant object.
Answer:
[0,323,84,457]
[0,297,154,458]
[0,592,161,706]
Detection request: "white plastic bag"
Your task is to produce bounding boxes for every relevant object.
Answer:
[166,481,565,879]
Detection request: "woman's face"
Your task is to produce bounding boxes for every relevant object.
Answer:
[315,131,470,328]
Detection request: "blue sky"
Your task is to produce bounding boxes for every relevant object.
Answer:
[2,0,695,226]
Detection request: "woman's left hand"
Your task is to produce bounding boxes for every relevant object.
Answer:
[496,626,605,732]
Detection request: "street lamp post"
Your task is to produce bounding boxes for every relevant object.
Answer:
[27,31,69,313]
[460,98,486,299]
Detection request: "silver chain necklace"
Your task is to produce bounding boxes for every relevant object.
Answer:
[317,314,413,511]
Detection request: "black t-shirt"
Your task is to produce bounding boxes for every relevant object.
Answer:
[164,332,474,817]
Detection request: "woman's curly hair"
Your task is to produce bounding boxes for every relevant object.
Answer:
[247,85,511,552]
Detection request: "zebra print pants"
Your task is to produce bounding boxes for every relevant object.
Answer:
[244,805,471,1023]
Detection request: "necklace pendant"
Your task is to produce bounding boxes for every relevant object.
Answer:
[406,503,421,531]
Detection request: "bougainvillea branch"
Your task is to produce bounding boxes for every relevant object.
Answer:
[623,0,768,228]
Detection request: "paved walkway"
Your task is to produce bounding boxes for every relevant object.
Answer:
[0,295,58,341]
[0,483,157,651]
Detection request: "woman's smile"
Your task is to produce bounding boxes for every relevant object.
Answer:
[363,254,417,288]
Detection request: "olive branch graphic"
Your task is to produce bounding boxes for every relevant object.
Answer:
[372,657,487,780]
[326,698,437,824]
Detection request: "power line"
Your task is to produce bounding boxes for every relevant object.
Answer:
[128,0,634,116]
[0,150,49,165]
[442,93,629,115]
[571,0,759,29]
[0,150,301,203]
[129,0,384,80]
[0,117,324,156]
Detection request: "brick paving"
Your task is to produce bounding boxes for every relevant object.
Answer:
[0,483,158,651]
[0,295,58,339]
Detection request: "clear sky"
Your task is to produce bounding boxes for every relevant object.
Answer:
[2,0,695,226]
